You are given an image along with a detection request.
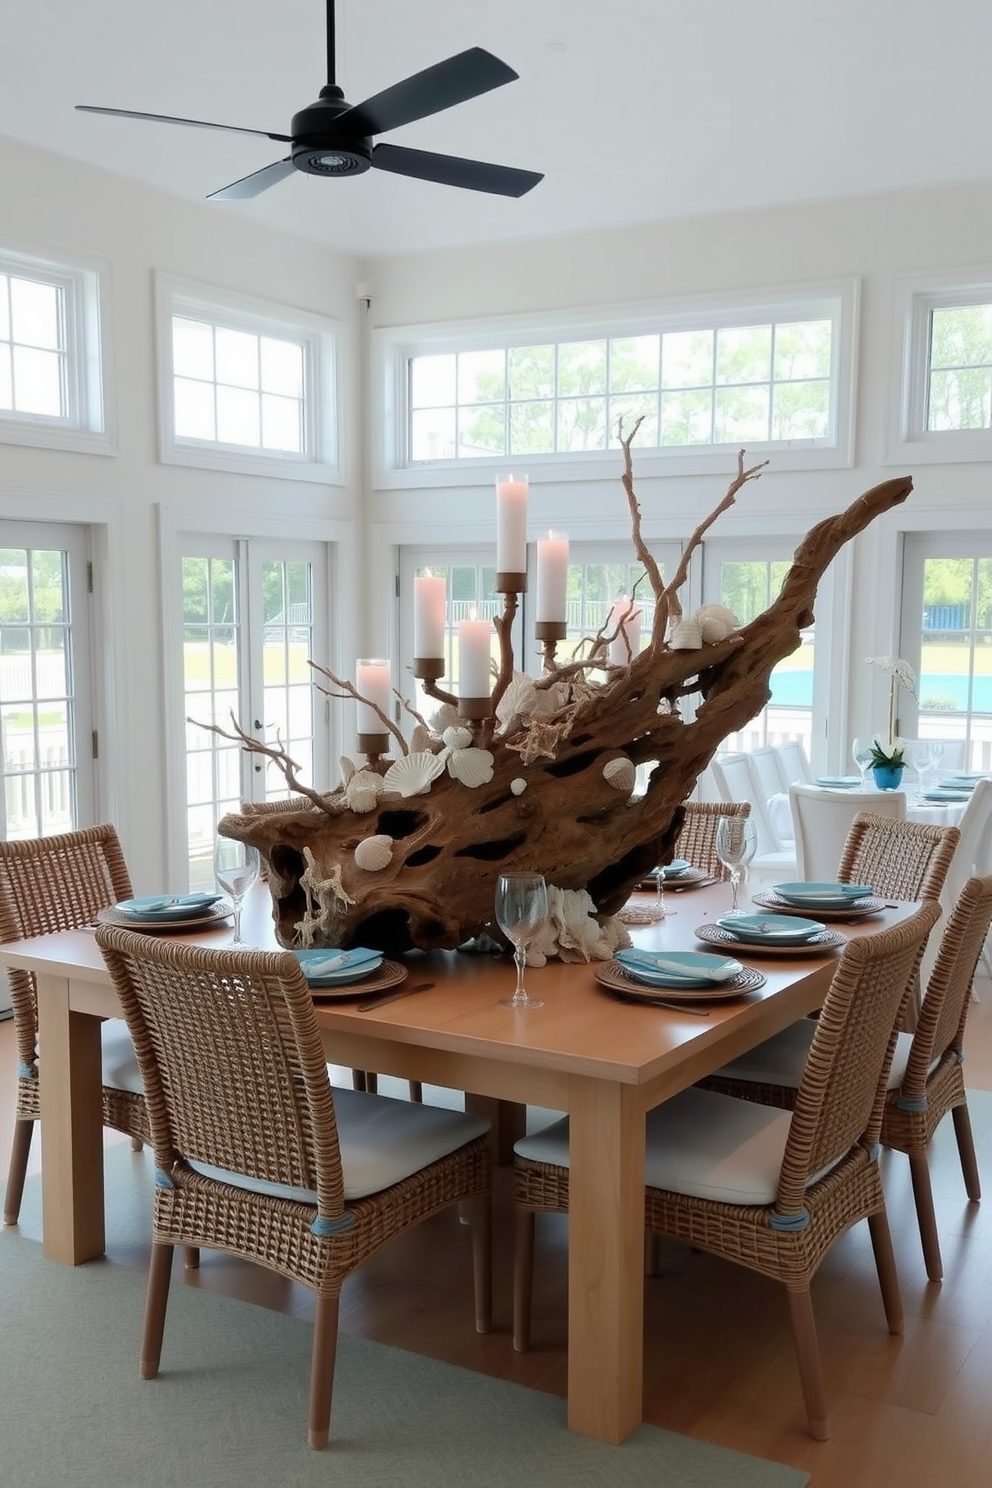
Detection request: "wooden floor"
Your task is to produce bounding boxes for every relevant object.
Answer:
[5,968,992,1485]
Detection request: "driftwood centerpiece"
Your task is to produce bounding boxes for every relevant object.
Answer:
[215,444,912,955]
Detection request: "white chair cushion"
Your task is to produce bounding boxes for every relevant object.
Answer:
[189,1086,490,1203]
[517,1089,802,1207]
[100,1019,144,1094]
[712,1021,915,1093]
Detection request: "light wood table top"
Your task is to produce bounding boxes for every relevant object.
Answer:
[0,881,918,1446]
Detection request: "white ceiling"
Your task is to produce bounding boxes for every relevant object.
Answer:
[3,0,992,260]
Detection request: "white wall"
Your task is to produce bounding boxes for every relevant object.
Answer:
[0,136,363,888]
[363,180,992,761]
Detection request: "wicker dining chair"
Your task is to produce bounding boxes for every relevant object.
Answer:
[673,799,751,879]
[239,795,422,1103]
[94,924,492,1450]
[512,901,939,1441]
[837,812,959,903]
[1,825,147,1226]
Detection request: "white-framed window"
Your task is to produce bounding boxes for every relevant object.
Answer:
[155,273,341,483]
[374,281,858,488]
[892,273,992,463]
[0,246,111,455]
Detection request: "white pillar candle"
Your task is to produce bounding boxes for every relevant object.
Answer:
[458,616,493,698]
[608,597,641,665]
[535,531,569,624]
[496,473,528,574]
[413,571,447,659]
[355,658,392,734]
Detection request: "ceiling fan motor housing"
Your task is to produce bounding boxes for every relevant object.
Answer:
[291,85,372,177]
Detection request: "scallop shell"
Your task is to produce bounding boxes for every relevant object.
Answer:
[343,769,384,813]
[510,777,528,796]
[668,617,703,650]
[339,755,356,786]
[428,703,461,735]
[447,746,495,788]
[603,757,636,793]
[442,725,473,752]
[354,834,393,871]
[495,674,539,727]
[694,603,738,644]
[383,750,446,797]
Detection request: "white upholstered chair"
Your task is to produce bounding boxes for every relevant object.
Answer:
[711,752,797,882]
[774,740,814,787]
[788,784,905,882]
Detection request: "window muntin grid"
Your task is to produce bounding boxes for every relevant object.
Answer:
[172,315,307,454]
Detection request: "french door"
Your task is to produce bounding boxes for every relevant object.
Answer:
[178,536,330,889]
[0,521,94,841]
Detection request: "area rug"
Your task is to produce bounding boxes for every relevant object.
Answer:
[0,1146,808,1488]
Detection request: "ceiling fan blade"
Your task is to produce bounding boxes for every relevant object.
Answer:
[336,48,517,138]
[75,105,292,144]
[372,143,542,198]
[208,158,297,201]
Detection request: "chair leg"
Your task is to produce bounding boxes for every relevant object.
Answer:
[140,1242,175,1379]
[308,1295,340,1450]
[644,1228,661,1277]
[351,1069,367,1092]
[3,1118,34,1225]
[408,1080,423,1103]
[512,1208,535,1352]
[952,1102,982,1202]
[868,1209,905,1333]
[130,1136,143,1152]
[183,1246,201,1270]
[471,1191,492,1334]
[786,1286,830,1440]
[908,1152,944,1282]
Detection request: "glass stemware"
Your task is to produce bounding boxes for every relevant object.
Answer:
[715,817,758,916]
[494,872,548,1009]
[213,837,261,946]
[852,736,874,790]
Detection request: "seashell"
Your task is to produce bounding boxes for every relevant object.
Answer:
[428,703,461,735]
[603,757,636,793]
[409,723,437,754]
[668,617,703,650]
[442,725,473,752]
[694,603,738,644]
[510,777,527,796]
[447,746,495,788]
[495,674,539,728]
[338,755,356,786]
[354,834,393,871]
[383,750,446,797]
[344,769,384,813]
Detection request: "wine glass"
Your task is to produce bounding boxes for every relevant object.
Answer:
[494,873,548,1009]
[213,837,261,947]
[715,817,758,916]
[852,737,874,790]
[909,738,943,796]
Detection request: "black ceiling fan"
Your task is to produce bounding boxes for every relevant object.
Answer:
[76,0,542,202]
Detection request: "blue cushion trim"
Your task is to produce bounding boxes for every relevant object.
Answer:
[870,1142,882,1162]
[769,1209,809,1232]
[311,1212,356,1237]
[154,1168,175,1189]
[895,1095,928,1113]
[17,1060,37,1080]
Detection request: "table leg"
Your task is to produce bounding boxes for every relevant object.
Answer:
[36,975,106,1264]
[464,1094,526,1164]
[566,1076,645,1443]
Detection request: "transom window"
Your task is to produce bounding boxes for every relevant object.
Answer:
[926,301,992,432]
[155,274,340,484]
[0,248,108,453]
[409,318,833,463]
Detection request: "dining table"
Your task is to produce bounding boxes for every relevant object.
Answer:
[0,878,919,1446]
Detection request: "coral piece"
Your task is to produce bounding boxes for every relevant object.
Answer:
[428,703,461,735]
[354,834,394,871]
[339,755,356,786]
[442,725,473,751]
[668,616,703,650]
[383,751,446,797]
[408,723,437,754]
[525,886,632,966]
[343,769,384,813]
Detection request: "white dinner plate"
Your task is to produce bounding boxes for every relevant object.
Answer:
[115,893,223,921]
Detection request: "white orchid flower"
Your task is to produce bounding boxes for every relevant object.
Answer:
[866,655,917,762]
[865,655,917,695]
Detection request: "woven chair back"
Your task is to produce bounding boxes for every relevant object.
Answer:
[95,926,348,1216]
[0,825,132,1071]
[674,799,750,879]
[837,813,960,902]
[901,874,992,1100]
[776,900,940,1213]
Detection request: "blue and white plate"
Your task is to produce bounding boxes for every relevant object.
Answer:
[944,773,988,786]
[924,788,971,802]
[772,881,874,909]
[614,948,743,989]
[815,775,861,789]
[115,893,223,922]
[661,858,692,879]
[293,947,383,986]
[714,913,825,945]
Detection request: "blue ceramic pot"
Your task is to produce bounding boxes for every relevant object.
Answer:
[872,763,904,791]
